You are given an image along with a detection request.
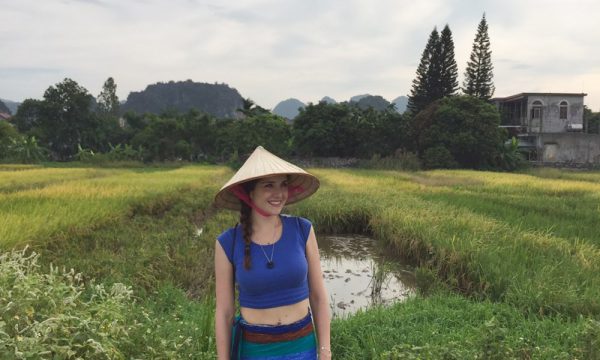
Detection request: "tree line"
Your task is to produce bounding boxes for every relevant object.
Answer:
[1,14,523,170]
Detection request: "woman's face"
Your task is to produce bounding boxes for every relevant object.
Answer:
[249,175,289,215]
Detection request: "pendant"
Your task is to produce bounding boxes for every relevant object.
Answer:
[267,261,275,269]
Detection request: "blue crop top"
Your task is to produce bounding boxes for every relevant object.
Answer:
[217,215,312,309]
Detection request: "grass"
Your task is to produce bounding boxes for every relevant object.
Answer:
[1,164,600,358]
[292,168,600,317]
[0,165,230,249]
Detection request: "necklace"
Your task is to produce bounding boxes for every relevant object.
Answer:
[259,242,275,269]
[257,218,280,269]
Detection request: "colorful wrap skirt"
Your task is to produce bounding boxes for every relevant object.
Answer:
[231,312,317,360]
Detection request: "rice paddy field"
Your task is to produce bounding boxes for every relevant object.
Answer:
[1,164,599,359]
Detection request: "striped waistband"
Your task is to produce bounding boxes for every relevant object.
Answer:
[240,312,313,343]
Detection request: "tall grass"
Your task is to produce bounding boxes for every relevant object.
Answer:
[292,168,600,317]
[0,166,230,249]
[2,164,600,357]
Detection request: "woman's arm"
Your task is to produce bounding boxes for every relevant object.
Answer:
[215,240,235,360]
[306,226,331,359]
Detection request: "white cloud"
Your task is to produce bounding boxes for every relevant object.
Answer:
[0,0,599,109]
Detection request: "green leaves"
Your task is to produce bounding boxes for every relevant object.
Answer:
[463,14,495,100]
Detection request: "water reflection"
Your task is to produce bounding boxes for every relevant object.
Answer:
[318,234,415,317]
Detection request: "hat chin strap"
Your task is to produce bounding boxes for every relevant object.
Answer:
[229,184,305,218]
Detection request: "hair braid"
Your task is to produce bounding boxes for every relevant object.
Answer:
[240,202,252,270]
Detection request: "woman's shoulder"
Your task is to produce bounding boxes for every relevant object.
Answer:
[217,224,240,263]
[217,224,239,239]
[217,224,241,248]
[281,214,312,243]
[281,214,312,226]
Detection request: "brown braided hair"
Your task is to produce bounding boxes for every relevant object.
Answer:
[240,180,257,270]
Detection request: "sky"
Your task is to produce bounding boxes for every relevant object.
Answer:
[1,0,600,110]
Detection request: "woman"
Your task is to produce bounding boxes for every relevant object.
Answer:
[214,146,331,360]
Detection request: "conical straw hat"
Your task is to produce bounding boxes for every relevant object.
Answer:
[214,146,320,211]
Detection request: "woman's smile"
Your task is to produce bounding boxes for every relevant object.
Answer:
[250,175,289,214]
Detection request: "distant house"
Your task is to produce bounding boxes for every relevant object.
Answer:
[492,93,600,164]
[0,112,11,121]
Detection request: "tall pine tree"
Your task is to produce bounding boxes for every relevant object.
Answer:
[407,28,440,114]
[408,25,459,115]
[439,25,459,97]
[463,14,494,100]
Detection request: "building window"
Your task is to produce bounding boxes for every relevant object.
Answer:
[559,101,568,120]
[531,100,542,120]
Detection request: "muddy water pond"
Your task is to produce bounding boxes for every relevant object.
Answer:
[318,234,416,317]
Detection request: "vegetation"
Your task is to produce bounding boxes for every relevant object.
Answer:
[293,102,404,158]
[463,14,495,100]
[0,99,10,115]
[6,60,516,171]
[584,105,600,134]
[412,96,506,169]
[407,25,459,115]
[1,165,599,358]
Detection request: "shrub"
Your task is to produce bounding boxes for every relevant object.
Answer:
[0,247,135,359]
[422,146,457,169]
[413,96,505,169]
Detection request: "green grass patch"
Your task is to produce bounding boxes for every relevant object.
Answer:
[2,164,600,358]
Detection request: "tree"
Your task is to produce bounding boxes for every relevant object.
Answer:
[179,109,217,160]
[413,96,505,169]
[12,99,44,134]
[42,78,97,159]
[584,106,600,134]
[97,77,120,117]
[439,25,459,97]
[463,14,495,100]
[131,115,183,161]
[237,98,270,117]
[407,25,459,115]
[293,102,361,157]
[217,113,291,159]
[292,102,402,158]
[0,121,20,160]
[12,79,98,160]
[407,28,440,114]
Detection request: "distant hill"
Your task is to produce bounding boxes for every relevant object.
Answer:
[0,98,20,114]
[355,95,391,111]
[272,98,306,120]
[320,96,336,104]
[350,94,370,103]
[392,96,408,113]
[0,99,10,115]
[121,80,245,118]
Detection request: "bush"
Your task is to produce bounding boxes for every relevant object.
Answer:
[422,146,457,169]
[0,248,216,359]
[494,137,527,171]
[413,96,505,169]
[0,248,135,359]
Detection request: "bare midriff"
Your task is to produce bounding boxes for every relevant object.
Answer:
[241,298,310,325]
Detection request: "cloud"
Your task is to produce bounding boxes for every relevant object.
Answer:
[0,0,599,109]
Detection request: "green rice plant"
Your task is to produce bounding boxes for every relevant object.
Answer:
[2,164,600,358]
[0,166,230,249]
[290,168,600,317]
[333,294,587,359]
[0,167,117,193]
